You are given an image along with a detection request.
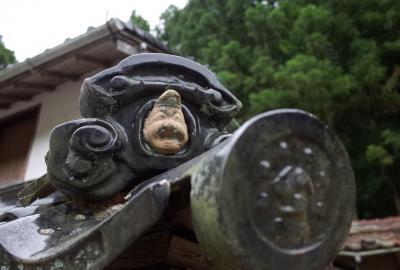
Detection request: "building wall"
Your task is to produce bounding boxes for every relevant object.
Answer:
[24,79,83,180]
[0,78,92,182]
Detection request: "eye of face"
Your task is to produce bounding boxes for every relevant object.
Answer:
[173,113,184,123]
[150,110,166,122]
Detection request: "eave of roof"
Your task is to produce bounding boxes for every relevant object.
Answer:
[0,18,170,110]
[338,215,400,261]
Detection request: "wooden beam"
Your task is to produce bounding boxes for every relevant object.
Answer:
[0,97,15,103]
[106,232,171,269]
[116,40,139,56]
[165,236,208,270]
[0,103,10,109]
[0,92,33,101]
[0,99,12,109]
[75,55,111,68]
[39,70,80,81]
[106,232,209,270]
[14,82,55,91]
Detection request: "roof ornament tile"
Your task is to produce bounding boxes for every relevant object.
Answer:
[0,53,355,270]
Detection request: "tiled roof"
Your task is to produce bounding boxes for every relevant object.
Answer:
[343,216,400,252]
[0,18,170,110]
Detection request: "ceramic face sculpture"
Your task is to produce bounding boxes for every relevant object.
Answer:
[45,53,242,200]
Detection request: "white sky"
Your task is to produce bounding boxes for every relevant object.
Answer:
[0,0,187,62]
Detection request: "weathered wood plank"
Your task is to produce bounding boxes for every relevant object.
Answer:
[165,236,208,270]
[106,232,171,269]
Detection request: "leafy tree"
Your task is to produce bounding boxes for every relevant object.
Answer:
[130,10,150,32]
[0,35,16,70]
[159,0,400,218]
[367,129,400,213]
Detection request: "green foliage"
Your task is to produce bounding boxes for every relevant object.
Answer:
[159,0,400,218]
[366,144,393,166]
[365,129,400,215]
[0,36,16,70]
[130,10,150,32]
[367,129,400,167]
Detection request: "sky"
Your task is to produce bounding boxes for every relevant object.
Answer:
[0,0,187,62]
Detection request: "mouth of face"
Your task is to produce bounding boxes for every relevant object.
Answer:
[144,120,188,154]
[158,124,185,140]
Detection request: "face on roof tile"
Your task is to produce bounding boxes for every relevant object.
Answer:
[143,90,188,155]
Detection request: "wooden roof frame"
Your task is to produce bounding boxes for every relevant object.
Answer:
[0,18,170,110]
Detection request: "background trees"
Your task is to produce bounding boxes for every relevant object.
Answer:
[155,0,400,218]
[0,35,16,70]
[1,0,398,218]
[130,10,150,32]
